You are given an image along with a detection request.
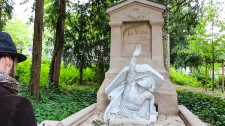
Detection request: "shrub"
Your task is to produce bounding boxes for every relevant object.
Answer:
[178,90,225,126]
[16,57,31,86]
[16,58,50,88]
[40,59,50,87]
[60,66,98,86]
[59,65,79,86]
[17,59,99,89]
[189,71,205,85]
[83,68,97,85]
[170,66,201,87]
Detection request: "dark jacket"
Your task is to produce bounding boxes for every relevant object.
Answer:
[0,85,37,126]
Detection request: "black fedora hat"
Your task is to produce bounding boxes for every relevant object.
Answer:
[0,31,27,62]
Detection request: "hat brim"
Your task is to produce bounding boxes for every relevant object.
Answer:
[0,52,27,63]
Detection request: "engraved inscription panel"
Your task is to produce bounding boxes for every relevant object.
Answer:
[121,22,151,57]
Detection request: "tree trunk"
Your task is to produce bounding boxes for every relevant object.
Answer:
[49,0,66,89]
[79,66,83,85]
[79,56,84,84]
[97,57,105,83]
[31,0,44,100]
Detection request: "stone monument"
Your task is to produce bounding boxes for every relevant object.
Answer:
[97,0,178,116]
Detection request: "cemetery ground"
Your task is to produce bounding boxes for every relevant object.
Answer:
[19,83,225,126]
[17,61,225,125]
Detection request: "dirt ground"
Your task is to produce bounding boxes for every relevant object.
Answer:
[174,84,225,99]
[78,112,186,126]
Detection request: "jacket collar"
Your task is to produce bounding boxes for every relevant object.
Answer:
[0,85,13,96]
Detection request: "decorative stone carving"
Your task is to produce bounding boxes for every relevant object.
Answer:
[124,8,150,20]
[103,45,164,124]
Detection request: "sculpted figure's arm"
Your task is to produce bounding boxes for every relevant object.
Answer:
[126,45,141,84]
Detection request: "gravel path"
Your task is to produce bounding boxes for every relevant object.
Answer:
[79,112,186,126]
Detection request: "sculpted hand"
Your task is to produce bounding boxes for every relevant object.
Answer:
[133,44,141,57]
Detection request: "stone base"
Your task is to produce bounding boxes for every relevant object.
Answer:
[155,78,178,115]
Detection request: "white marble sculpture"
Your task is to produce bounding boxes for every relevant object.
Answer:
[103,45,164,124]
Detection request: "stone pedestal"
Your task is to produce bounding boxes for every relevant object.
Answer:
[97,0,178,115]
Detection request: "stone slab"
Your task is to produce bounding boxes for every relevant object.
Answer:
[178,105,207,126]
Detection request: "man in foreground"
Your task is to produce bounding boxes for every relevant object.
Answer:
[0,31,37,126]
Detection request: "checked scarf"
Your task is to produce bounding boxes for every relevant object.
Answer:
[0,71,18,94]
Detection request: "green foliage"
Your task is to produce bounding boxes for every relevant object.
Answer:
[0,0,14,30]
[189,70,205,85]
[178,90,225,126]
[17,59,100,122]
[166,0,203,68]
[17,58,99,90]
[16,58,50,88]
[16,57,32,86]
[40,60,50,87]
[43,0,58,30]
[64,2,96,84]
[170,67,202,87]
[4,16,32,53]
[16,59,100,122]
[63,0,122,84]
[83,68,97,85]
[21,86,99,123]
[59,65,79,86]
[59,66,98,91]
[189,0,225,61]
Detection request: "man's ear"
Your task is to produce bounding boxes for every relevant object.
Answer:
[5,56,13,69]
[9,59,13,68]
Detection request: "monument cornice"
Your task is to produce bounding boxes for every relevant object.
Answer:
[109,22,123,27]
[107,0,165,14]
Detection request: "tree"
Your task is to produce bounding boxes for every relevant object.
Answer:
[4,16,32,53]
[31,0,44,100]
[0,0,14,31]
[49,0,66,89]
[189,0,225,59]
[161,0,203,69]
[64,2,92,84]
[88,0,119,82]
[42,0,59,59]
[63,0,121,84]
[189,0,225,90]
